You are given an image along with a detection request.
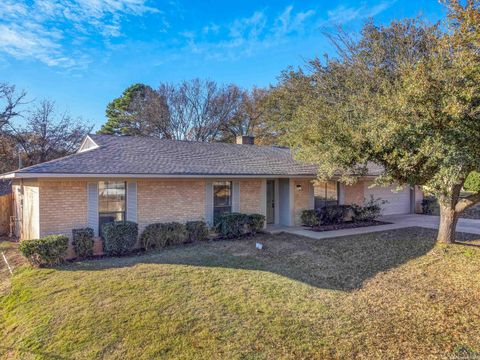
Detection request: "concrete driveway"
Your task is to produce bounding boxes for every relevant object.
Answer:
[381,214,480,235]
[268,214,480,240]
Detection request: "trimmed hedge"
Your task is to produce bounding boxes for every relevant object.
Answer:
[140,222,187,250]
[216,213,265,239]
[72,228,94,258]
[166,222,188,246]
[186,221,209,242]
[102,221,138,256]
[301,198,385,227]
[216,212,249,238]
[421,196,437,215]
[248,214,265,235]
[19,235,69,267]
[319,205,352,225]
[353,196,385,222]
[301,209,319,227]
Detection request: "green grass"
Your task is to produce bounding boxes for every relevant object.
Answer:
[1,228,480,359]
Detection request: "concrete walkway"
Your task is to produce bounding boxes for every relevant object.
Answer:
[381,214,480,235]
[267,214,480,240]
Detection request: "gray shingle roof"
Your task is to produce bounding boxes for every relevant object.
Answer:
[15,135,318,177]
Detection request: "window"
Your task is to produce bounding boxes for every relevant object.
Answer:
[213,181,232,222]
[314,181,338,209]
[99,181,126,235]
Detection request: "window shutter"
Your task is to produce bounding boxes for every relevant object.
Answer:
[87,182,99,236]
[205,181,213,225]
[232,181,240,212]
[260,180,267,217]
[126,181,137,223]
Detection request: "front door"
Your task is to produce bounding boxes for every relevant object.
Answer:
[266,180,275,224]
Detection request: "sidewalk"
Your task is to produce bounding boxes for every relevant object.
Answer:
[266,214,480,240]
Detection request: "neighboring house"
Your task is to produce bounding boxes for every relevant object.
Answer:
[0,134,423,247]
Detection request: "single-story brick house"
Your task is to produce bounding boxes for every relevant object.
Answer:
[0,134,423,250]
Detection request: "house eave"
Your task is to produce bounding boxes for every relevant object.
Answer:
[0,172,17,180]
[5,172,318,180]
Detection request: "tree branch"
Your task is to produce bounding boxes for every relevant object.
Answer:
[456,192,480,213]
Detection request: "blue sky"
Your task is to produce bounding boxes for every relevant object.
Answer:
[0,0,445,129]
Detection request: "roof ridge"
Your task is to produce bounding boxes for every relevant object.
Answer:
[89,133,288,150]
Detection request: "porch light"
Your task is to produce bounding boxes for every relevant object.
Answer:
[296,184,302,191]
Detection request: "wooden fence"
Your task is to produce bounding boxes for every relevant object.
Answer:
[0,193,13,236]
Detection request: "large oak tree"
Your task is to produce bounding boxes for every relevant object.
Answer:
[272,0,480,243]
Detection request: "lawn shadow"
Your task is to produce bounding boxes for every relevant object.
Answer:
[55,227,478,292]
[0,346,69,360]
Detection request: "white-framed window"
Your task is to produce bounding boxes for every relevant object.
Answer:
[213,181,232,222]
[314,181,338,209]
[98,181,126,235]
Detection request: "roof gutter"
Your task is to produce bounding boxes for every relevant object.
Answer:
[0,172,17,180]
[2,172,318,180]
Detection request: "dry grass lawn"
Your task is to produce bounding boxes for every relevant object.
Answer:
[1,228,480,359]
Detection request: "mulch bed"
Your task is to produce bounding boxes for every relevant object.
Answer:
[308,220,391,232]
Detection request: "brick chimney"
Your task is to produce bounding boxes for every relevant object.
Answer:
[236,135,255,145]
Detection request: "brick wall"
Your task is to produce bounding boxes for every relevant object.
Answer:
[38,180,88,258]
[39,180,88,239]
[293,180,313,225]
[137,179,205,234]
[344,181,365,206]
[239,179,263,214]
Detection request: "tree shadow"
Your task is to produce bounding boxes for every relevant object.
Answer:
[57,227,478,292]
[0,346,68,360]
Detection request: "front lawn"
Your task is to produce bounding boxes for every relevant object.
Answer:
[1,228,480,359]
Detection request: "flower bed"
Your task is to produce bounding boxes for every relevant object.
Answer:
[308,220,391,232]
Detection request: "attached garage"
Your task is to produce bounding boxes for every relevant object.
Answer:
[363,181,412,215]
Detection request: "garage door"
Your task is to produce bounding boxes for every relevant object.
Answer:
[363,182,411,215]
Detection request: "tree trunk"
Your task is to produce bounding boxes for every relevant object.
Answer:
[437,204,459,244]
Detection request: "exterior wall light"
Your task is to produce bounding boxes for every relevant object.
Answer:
[296,184,302,191]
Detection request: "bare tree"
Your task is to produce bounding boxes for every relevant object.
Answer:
[0,134,18,173]
[164,79,242,141]
[132,86,171,138]
[13,100,92,166]
[0,83,27,133]
[220,87,275,144]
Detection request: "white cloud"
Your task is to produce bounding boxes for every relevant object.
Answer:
[274,6,315,37]
[327,1,396,25]
[178,1,391,62]
[180,5,319,61]
[0,0,162,68]
[202,23,220,35]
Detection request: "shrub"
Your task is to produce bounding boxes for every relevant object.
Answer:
[102,221,138,256]
[248,214,265,234]
[166,222,188,246]
[141,223,168,250]
[354,196,385,222]
[301,209,319,227]
[216,212,249,239]
[72,228,94,258]
[140,222,187,250]
[186,221,209,242]
[19,235,69,267]
[318,205,352,225]
[421,196,437,215]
